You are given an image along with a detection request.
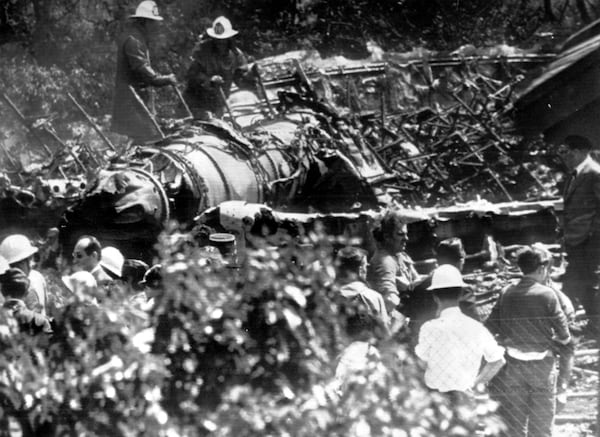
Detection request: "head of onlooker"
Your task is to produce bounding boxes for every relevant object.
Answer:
[62,271,98,299]
[0,268,30,301]
[374,209,408,254]
[72,235,102,273]
[122,259,150,292]
[427,265,467,311]
[336,247,368,284]
[0,234,38,275]
[99,247,125,280]
[558,135,594,171]
[139,264,163,299]
[530,243,554,283]
[435,237,466,271]
[516,246,548,283]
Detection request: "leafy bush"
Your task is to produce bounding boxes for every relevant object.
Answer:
[0,226,503,435]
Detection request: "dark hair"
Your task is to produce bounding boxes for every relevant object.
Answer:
[78,235,102,257]
[122,259,150,291]
[432,287,462,301]
[0,268,30,299]
[436,238,465,267]
[516,247,545,274]
[336,247,367,274]
[141,264,162,288]
[563,135,594,151]
[373,210,406,243]
[346,312,379,338]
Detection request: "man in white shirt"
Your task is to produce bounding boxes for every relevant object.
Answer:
[415,265,505,393]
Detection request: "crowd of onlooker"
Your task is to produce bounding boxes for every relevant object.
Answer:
[0,205,584,437]
[0,233,164,335]
[331,208,580,437]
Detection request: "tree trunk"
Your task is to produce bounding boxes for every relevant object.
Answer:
[576,0,592,23]
[544,0,556,21]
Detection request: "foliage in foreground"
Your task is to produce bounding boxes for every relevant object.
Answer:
[0,227,503,436]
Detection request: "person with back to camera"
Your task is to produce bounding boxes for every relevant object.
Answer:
[405,237,472,339]
[415,265,505,397]
[335,246,389,330]
[487,246,571,437]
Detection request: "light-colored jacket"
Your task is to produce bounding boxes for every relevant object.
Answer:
[339,280,390,328]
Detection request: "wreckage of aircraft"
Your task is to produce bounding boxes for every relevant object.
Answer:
[0,48,568,261]
[59,90,397,259]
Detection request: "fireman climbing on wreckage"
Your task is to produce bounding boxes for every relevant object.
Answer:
[183,16,258,120]
[111,0,177,143]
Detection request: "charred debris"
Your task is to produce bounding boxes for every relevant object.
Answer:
[0,48,565,245]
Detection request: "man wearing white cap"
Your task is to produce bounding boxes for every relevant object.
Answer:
[415,265,505,394]
[184,16,256,119]
[111,0,177,142]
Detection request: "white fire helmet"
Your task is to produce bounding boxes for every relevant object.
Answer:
[130,1,163,21]
[206,16,238,39]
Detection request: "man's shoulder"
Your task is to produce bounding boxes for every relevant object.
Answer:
[369,250,395,265]
[507,280,558,302]
[192,39,213,56]
[28,269,46,286]
[581,158,600,176]
[120,27,145,48]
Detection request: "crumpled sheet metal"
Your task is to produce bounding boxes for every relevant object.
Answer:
[206,199,562,238]
[89,169,164,223]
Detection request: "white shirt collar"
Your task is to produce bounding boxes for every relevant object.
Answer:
[439,306,462,317]
[575,155,593,175]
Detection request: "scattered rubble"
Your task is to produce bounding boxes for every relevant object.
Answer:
[0,48,566,239]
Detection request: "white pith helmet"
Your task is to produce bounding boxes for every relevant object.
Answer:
[206,16,238,39]
[100,246,125,278]
[130,1,163,21]
[62,271,97,295]
[427,264,466,290]
[0,234,38,265]
[0,255,8,275]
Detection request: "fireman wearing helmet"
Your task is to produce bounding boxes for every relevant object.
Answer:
[184,16,257,120]
[111,0,177,143]
[0,234,49,316]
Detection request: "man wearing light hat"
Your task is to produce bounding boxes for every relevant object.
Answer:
[111,0,177,142]
[184,16,256,119]
[415,265,505,394]
[0,234,49,316]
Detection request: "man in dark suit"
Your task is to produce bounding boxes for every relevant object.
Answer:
[560,135,600,332]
